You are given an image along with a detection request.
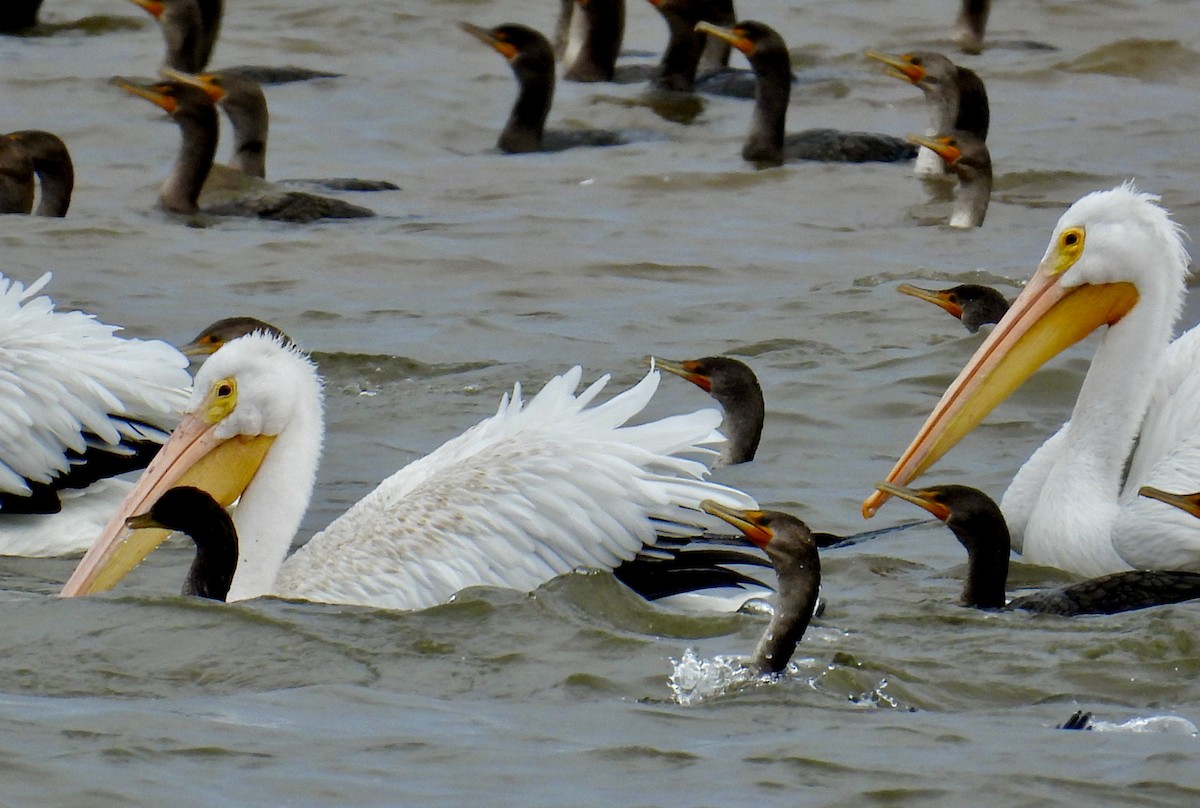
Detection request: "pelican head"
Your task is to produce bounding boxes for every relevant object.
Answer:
[863,184,1189,517]
[62,332,324,597]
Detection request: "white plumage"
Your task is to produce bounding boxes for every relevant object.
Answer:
[0,273,189,555]
[65,334,759,609]
[868,185,1200,576]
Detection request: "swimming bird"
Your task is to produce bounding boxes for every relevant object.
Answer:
[180,316,293,357]
[159,68,397,192]
[654,356,763,466]
[128,0,223,73]
[6,130,73,216]
[61,333,759,609]
[645,0,756,97]
[701,501,820,674]
[863,185,1200,577]
[461,22,625,154]
[0,273,190,556]
[696,21,915,167]
[878,482,1200,615]
[865,50,988,176]
[112,78,374,222]
[897,282,1009,333]
[126,486,237,600]
[906,130,991,227]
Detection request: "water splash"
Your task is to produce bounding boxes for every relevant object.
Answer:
[667,648,823,705]
[1074,714,1199,736]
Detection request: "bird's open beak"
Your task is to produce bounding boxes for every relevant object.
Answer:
[864,50,925,84]
[695,22,754,57]
[874,482,951,522]
[863,251,1139,518]
[60,414,274,597]
[906,134,961,166]
[701,500,772,547]
[1138,486,1200,519]
[460,22,518,60]
[897,283,965,320]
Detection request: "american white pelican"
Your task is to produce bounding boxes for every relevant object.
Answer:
[863,184,1200,577]
[0,273,190,555]
[62,333,760,609]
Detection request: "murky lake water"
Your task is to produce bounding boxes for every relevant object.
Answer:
[4,0,1200,804]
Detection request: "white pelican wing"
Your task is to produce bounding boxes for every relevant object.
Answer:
[1114,324,1200,568]
[275,367,758,610]
[0,273,189,545]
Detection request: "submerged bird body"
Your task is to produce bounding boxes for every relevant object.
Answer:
[127,486,237,600]
[699,21,915,167]
[865,185,1200,578]
[114,78,373,222]
[867,50,988,177]
[897,282,1009,333]
[463,22,623,154]
[907,130,991,227]
[62,334,760,610]
[702,501,820,674]
[879,482,1200,615]
[0,273,190,556]
[656,356,763,466]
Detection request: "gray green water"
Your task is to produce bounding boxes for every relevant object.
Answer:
[4,0,1200,804]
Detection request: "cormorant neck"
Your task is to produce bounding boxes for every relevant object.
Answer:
[745,47,791,166]
[949,166,991,228]
[501,60,554,153]
[715,388,764,466]
[954,67,989,140]
[13,132,74,217]
[182,501,239,600]
[653,12,704,91]
[0,141,34,214]
[958,525,1009,609]
[750,551,819,674]
[162,104,218,214]
[563,0,623,82]
[161,0,204,72]
[221,91,269,178]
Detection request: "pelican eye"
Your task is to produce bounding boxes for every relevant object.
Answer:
[204,377,239,423]
[1053,227,1086,274]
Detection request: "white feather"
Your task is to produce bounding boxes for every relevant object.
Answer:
[0,273,190,555]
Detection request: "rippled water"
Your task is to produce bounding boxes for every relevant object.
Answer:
[5,0,1200,804]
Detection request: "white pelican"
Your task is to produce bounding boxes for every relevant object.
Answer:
[61,333,760,609]
[0,273,190,555]
[862,184,1200,576]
